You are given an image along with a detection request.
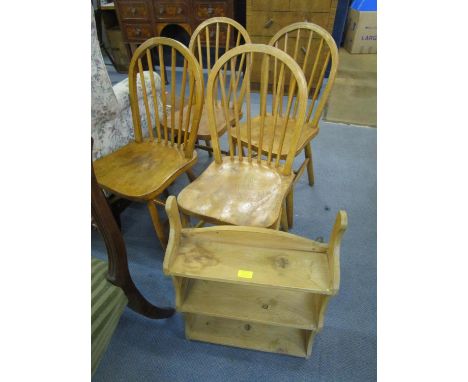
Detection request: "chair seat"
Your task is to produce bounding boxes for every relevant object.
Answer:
[169,101,237,140]
[231,114,319,158]
[177,157,294,227]
[93,140,197,200]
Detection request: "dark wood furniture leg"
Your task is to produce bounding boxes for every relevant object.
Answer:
[107,195,132,229]
[92,143,175,319]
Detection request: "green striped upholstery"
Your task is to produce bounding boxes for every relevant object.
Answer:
[91,257,128,376]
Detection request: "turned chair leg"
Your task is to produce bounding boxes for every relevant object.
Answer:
[186,169,196,182]
[304,142,315,186]
[286,190,294,228]
[204,139,213,157]
[180,212,191,228]
[280,202,289,232]
[147,200,167,250]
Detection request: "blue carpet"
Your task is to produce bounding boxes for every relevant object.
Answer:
[91,119,376,381]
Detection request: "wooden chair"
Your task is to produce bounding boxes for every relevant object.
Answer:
[93,37,204,249]
[177,44,308,231]
[91,140,174,375]
[231,22,339,227]
[188,17,251,156]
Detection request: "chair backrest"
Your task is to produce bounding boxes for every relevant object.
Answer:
[206,44,308,176]
[128,37,204,158]
[189,17,251,110]
[268,22,339,128]
[189,17,251,78]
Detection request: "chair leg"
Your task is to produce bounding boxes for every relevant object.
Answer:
[180,212,191,228]
[280,203,289,232]
[304,142,315,186]
[147,201,167,250]
[286,190,294,228]
[186,169,196,182]
[204,139,213,157]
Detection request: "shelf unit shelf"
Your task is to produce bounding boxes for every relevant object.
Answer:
[163,197,347,358]
[185,313,315,358]
[178,278,327,330]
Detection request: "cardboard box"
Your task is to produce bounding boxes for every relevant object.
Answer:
[344,0,377,54]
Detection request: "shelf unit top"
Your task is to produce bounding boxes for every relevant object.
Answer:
[164,226,334,294]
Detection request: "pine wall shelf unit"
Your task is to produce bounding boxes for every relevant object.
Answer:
[163,196,347,358]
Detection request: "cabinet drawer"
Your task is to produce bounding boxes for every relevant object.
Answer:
[122,23,153,42]
[247,11,330,37]
[250,0,285,11]
[118,2,150,22]
[194,2,227,20]
[250,0,332,12]
[289,0,332,12]
[154,2,188,22]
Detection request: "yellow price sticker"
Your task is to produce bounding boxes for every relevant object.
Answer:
[237,269,253,279]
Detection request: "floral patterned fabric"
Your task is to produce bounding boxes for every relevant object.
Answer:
[113,72,162,115]
[91,9,163,160]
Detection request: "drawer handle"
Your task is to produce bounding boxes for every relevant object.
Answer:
[264,19,274,28]
[301,46,307,55]
[131,7,136,15]
[210,30,215,38]
[207,6,214,15]
[177,7,183,14]
[159,6,165,14]
[135,28,141,36]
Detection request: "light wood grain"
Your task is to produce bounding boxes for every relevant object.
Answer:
[177,44,308,230]
[94,141,198,201]
[94,37,203,248]
[164,196,347,358]
[164,198,345,295]
[177,157,294,228]
[178,279,323,330]
[167,230,332,293]
[185,313,311,358]
[188,17,251,148]
[234,23,337,204]
[232,114,319,158]
[168,101,236,139]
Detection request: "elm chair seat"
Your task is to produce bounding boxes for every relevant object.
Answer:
[93,141,198,201]
[231,115,319,158]
[177,157,294,228]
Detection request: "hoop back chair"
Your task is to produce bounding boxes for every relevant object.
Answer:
[231,22,339,227]
[186,17,251,156]
[177,44,308,230]
[93,37,204,248]
[232,24,338,169]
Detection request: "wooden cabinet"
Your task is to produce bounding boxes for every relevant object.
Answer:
[115,0,234,49]
[118,1,151,21]
[247,0,338,84]
[154,2,189,22]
